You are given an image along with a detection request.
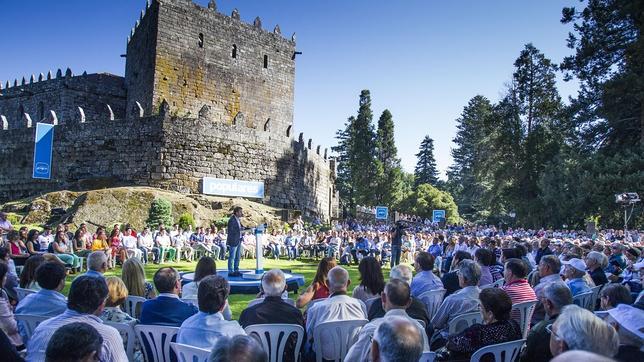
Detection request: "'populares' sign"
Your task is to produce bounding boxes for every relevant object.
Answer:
[202,177,265,199]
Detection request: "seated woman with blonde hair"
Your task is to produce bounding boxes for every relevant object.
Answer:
[101,276,137,324]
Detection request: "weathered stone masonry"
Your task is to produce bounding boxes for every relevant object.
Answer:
[0,0,338,221]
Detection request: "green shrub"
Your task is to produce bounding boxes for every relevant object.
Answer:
[178,212,196,231]
[147,198,173,229]
[6,213,22,225]
[213,217,229,228]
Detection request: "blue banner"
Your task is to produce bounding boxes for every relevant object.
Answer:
[432,209,446,223]
[32,123,54,179]
[375,206,389,220]
[202,177,265,199]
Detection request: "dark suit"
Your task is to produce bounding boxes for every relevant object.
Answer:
[139,295,198,326]
[227,215,243,272]
[368,297,430,337]
[441,271,461,297]
[239,296,305,362]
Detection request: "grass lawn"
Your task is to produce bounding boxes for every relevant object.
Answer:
[63,257,400,319]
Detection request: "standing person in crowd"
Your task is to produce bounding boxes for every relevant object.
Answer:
[16,262,68,338]
[140,267,197,326]
[100,277,136,324]
[0,263,23,350]
[27,275,127,361]
[44,323,103,362]
[296,257,337,308]
[121,258,155,300]
[227,207,245,277]
[370,317,424,362]
[410,251,443,297]
[548,305,619,359]
[177,275,245,349]
[18,254,44,291]
[562,258,591,296]
[390,222,405,267]
[306,266,367,361]
[84,251,108,279]
[431,259,481,348]
[240,269,304,362]
[585,251,609,286]
[352,256,385,302]
[346,279,428,362]
[521,282,572,362]
[137,226,157,264]
[440,288,522,361]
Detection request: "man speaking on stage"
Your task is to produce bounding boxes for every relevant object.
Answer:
[227,206,244,277]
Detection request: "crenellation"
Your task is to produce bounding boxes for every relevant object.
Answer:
[47,110,59,125]
[77,106,86,123]
[0,115,7,130]
[56,69,62,78]
[38,73,44,82]
[23,112,33,128]
[30,74,35,84]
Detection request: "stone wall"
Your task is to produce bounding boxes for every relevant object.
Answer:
[0,72,126,128]
[125,0,296,138]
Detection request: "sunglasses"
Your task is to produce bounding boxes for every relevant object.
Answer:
[545,323,561,340]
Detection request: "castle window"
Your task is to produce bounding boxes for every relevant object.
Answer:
[286,125,292,137]
[264,119,270,131]
[17,104,24,124]
[198,33,204,48]
[38,102,44,121]
[232,44,237,58]
[263,55,268,68]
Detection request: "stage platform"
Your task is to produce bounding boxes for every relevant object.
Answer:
[181,269,306,294]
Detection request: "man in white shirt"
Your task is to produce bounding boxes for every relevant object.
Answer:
[306,266,368,360]
[532,255,564,323]
[37,226,54,251]
[120,227,142,261]
[345,279,429,362]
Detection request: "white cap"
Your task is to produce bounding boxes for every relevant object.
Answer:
[607,304,644,340]
[562,258,587,272]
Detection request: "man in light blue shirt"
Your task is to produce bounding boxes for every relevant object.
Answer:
[177,274,245,349]
[27,275,127,362]
[562,258,591,296]
[82,251,107,279]
[410,251,444,297]
[16,262,67,339]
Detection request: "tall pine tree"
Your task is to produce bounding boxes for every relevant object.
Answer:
[350,90,378,206]
[332,116,357,210]
[375,110,403,205]
[414,136,439,187]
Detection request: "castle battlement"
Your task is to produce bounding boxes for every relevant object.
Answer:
[0,0,338,221]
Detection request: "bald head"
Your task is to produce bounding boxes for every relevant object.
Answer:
[327,266,349,293]
[372,316,423,362]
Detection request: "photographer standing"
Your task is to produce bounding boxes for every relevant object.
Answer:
[391,222,404,267]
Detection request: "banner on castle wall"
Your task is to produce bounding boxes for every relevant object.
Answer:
[32,123,55,180]
[202,177,265,199]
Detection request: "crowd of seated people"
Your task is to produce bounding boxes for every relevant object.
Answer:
[0,212,642,361]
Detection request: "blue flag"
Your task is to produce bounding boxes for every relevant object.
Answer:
[32,123,54,179]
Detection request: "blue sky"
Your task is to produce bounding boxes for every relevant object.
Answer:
[1,0,579,177]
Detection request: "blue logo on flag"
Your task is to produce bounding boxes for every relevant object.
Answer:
[432,210,446,223]
[375,206,389,220]
[33,123,55,179]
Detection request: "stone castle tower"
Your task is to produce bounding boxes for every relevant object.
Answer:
[0,0,339,221]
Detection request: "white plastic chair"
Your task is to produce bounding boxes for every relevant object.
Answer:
[511,300,537,339]
[492,278,505,288]
[573,291,594,311]
[104,321,136,362]
[589,285,602,310]
[245,324,304,362]
[469,339,526,362]
[124,295,146,319]
[419,351,436,362]
[448,311,483,335]
[15,287,36,301]
[14,314,50,341]
[170,342,211,362]
[181,298,198,307]
[135,325,179,362]
[417,288,446,320]
[312,319,368,362]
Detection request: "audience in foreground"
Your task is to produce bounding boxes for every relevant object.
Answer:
[27,275,127,361]
[139,267,197,326]
[439,287,521,360]
[209,335,267,362]
[604,304,644,362]
[306,266,367,360]
[177,275,245,349]
[345,279,428,362]
[240,269,304,362]
[370,316,423,362]
[549,304,618,359]
[44,322,102,362]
